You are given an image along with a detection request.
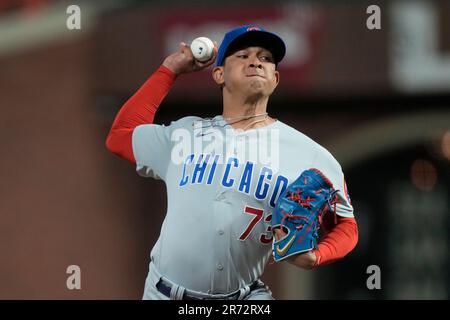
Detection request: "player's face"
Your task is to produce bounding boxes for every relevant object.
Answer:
[213,46,280,98]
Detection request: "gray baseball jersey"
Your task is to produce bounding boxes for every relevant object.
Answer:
[132,115,354,294]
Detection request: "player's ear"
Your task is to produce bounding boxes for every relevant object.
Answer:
[273,70,280,88]
[212,66,225,87]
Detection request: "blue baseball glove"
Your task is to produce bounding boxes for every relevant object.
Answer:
[271,168,339,262]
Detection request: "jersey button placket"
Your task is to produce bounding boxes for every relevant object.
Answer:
[233,135,244,155]
[217,263,223,271]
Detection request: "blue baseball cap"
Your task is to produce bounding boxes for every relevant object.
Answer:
[216,24,286,66]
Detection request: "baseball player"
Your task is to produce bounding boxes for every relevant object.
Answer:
[106,24,358,300]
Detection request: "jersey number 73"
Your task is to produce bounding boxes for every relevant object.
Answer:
[238,206,273,244]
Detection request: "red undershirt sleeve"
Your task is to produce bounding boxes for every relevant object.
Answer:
[105,65,177,163]
[313,216,358,267]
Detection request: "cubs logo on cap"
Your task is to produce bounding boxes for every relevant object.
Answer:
[247,26,261,31]
[216,24,286,66]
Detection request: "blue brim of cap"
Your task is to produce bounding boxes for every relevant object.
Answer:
[217,30,286,66]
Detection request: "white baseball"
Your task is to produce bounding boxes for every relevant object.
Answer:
[190,37,214,62]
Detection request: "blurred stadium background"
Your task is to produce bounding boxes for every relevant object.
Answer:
[0,0,449,299]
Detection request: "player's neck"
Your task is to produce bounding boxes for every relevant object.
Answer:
[221,112,276,131]
[222,94,271,128]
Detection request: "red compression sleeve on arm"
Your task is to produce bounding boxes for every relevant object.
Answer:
[105,65,177,163]
[313,217,358,267]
